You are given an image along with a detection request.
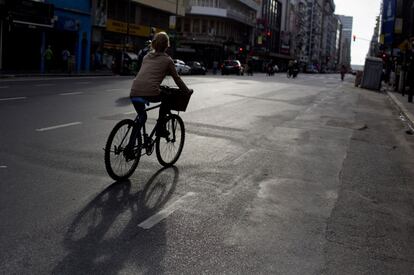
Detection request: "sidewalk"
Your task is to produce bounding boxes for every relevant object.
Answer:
[0,70,114,79]
[384,85,414,128]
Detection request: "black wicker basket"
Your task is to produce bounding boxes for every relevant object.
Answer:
[161,86,193,112]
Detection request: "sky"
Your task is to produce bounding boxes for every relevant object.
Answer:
[334,0,382,65]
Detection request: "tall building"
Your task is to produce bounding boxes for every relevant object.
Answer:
[338,15,353,67]
[369,16,380,57]
[175,0,259,67]
[320,0,336,71]
[289,0,308,63]
[304,0,324,69]
[91,0,186,72]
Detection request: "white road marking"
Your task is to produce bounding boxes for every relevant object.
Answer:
[34,83,54,87]
[0,86,10,89]
[36,122,82,132]
[59,92,83,96]
[124,111,136,115]
[105,88,123,92]
[0,96,27,102]
[0,166,7,169]
[138,192,197,229]
[76,82,91,85]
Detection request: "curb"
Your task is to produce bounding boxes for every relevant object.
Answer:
[386,90,414,127]
[0,73,114,79]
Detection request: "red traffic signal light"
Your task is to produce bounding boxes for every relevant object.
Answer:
[353,35,356,42]
[267,31,271,36]
[239,47,243,53]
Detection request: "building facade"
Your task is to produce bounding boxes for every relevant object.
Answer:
[91,0,186,72]
[1,0,91,73]
[338,15,353,67]
[289,0,308,64]
[175,0,259,68]
[320,0,337,71]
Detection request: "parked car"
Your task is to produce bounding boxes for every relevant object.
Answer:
[111,51,139,75]
[187,61,206,75]
[173,59,191,75]
[221,60,244,75]
[306,64,319,73]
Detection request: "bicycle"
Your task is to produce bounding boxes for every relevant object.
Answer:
[104,86,192,181]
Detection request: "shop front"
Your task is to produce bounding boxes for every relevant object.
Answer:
[1,0,54,72]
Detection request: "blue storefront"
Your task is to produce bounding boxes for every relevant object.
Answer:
[45,0,92,72]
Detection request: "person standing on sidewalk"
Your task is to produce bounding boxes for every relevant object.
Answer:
[61,49,70,73]
[44,45,54,73]
[340,64,347,81]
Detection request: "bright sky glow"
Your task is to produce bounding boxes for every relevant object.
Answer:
[334,0,382,65]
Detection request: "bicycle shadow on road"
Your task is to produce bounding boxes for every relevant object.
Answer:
[52,166,179,274]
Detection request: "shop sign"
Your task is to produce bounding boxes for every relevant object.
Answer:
[56,17,78,31]
[106,19,164,37]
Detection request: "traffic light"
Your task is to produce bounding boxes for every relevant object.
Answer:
[239,47,243,53]
[267,31,271,37]
[353,35,356,42]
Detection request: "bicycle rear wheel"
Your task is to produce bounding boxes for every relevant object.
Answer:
[156,114,185,167]
[104,119,141,180]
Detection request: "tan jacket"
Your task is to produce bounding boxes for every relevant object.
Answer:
[130,52,189,97]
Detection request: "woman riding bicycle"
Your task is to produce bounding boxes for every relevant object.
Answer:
[129,32,191,136]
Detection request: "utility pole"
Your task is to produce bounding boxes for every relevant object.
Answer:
[120,0,131,75]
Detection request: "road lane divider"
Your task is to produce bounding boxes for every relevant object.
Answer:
[0,165,7,169]
[0,96,27,102]
[36,122,82,132]
[138,192,197,229]
[0,86,10,89]
[76,82,91,85]
[59,92,83,96]
[34,83,55,87]
[123,111,136,115]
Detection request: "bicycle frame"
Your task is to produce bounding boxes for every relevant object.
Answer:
[131,103,177,156]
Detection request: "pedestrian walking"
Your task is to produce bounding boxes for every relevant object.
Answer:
[61,48,70,73]
[340,65,347,81]
[212,60,218,75]
[247,59,253,76]
[44,45,54,73]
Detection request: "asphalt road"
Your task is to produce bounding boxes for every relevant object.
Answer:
[1,73,414,274]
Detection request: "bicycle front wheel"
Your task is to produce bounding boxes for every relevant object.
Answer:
[156,114,185,167]
[104,119,141,180]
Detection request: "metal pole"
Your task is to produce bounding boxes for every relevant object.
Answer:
[0,20,3,71]
[121,0,131,74]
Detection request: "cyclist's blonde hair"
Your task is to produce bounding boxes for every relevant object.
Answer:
[151,32,170,52]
